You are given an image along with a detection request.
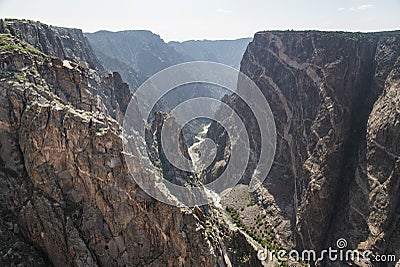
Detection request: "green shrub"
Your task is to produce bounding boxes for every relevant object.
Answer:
[225,205,288,266]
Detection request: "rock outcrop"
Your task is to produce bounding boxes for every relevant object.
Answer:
[3,19,104,71]
[0,21,263,266]
[207,30,400,266]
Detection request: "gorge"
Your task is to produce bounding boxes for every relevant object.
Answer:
[0,18,399,267]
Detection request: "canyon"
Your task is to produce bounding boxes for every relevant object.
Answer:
[0,19,399,267]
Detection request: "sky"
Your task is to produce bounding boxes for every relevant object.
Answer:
[0,0,399,42]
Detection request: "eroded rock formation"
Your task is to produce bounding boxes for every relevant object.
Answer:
[207,31,400,266]
[0,24,260,266]
[1,18,399,267]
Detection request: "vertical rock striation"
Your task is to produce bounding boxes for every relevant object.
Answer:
[207,30,400,265]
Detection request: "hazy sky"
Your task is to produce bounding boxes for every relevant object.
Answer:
[0,0,399,41]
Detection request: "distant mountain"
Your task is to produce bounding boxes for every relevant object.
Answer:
[168,38,252,69]
[85,31,252,90]
[85,30,189,82]
[85,30,231,145]
[91,48,144,89]
[84,30,234,106]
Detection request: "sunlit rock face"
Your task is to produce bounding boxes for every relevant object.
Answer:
[0,21,262,266]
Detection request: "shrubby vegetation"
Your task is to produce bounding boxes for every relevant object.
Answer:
[226,206,278,250]
[0,33,43,55]
[226,206,289,266]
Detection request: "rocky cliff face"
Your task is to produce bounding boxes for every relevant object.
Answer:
[0,21,263,266]
[207,31,400,265]
[2,18,399,267]
[334,56,400,265]
[2,19,103,71]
